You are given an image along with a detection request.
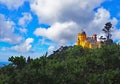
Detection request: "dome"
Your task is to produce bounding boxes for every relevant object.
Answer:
[79,29,86,34]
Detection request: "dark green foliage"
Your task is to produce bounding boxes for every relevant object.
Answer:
[8,56,26,69]
[0,44,120,84]
[27,56,33,63]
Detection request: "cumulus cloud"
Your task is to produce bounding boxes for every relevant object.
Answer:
[30,0,105,24]
[11,38,34,52]
[0,14,22,44]
[0,0,26,9]
[18,13,32,27]
[32,0,119,46]
[88,8,118,40]
[88,8,118,35]
[31,0,118,45]
[34,21,79,46]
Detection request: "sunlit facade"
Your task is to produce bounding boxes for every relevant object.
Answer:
[76,30,101,48]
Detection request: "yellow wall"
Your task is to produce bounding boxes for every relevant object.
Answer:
[78,33,86,41]
[76,32,101,48]
[76,33,92,48]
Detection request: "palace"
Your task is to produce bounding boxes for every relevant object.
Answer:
[76,30,101,48]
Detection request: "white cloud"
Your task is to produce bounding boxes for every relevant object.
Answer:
[48,45,55,54]
[93,8,110,25]
[32,0,119,46]
[88,8,118,41]
[0,14,22,44]
[38,38,54,46]
[88,8,118,35]
[11,38,34,52]
[31,0,106,45]
[19,28,28,33]
[0,0,27,9]
[112,29,120,41]
[18,13,32,27]
[34,7,119,45]
[18,13,32,34]
[30,0,105,24]
[34,21,79,46]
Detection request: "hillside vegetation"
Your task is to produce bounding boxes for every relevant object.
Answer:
[0,44,120,84]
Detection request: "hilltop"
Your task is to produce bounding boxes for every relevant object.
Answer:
[0,44,120,84]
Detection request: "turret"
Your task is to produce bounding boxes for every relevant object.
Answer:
[78,30,86,41]
[92,34,97,41]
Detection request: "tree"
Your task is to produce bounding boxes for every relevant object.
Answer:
[102,22,113,44]
[8,56,26,69]
[1,44,120,83]
[27,56,33,63]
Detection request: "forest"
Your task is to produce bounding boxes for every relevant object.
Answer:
[0,43,120,84]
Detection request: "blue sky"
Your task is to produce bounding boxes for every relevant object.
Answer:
[0,0,120,62]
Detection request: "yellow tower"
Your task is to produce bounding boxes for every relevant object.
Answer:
[76,30,92,48]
